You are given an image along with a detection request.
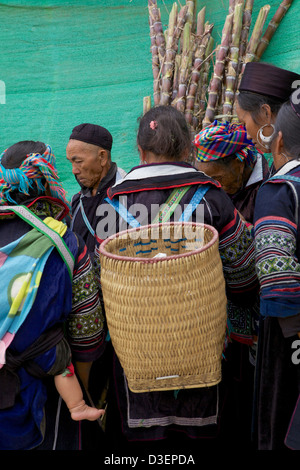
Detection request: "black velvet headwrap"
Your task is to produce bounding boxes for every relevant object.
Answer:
[239,62,300,101]
[69,123,113,151]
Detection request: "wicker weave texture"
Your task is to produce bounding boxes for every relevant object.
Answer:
[100,223,227,393]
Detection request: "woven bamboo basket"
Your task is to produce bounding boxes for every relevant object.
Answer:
[99,222,227,393]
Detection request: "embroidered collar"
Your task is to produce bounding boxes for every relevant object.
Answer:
[107,162,220,200]
[245,154,263,188]
[0,196,69,221]
[111,162,198,189]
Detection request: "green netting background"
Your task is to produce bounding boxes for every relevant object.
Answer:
[0,0,299,199]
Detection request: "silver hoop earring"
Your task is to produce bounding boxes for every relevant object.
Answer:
[257,124,275,150]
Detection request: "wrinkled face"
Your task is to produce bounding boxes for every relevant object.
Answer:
[195,159,245,195]
[66,140,106,193]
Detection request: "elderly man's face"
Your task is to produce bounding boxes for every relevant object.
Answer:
[66,140,108,194]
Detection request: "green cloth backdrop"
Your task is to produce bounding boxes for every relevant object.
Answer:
[0,0,299,199]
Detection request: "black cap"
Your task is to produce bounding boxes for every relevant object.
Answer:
[69,123,113,151]
[239,62,300,101]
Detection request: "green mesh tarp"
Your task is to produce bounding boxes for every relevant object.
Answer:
[0,0,299,199]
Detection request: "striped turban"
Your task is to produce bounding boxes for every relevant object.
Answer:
[193,120,259,166]
[0,144,70,209]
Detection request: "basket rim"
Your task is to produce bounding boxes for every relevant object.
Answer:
[99,222,219,263]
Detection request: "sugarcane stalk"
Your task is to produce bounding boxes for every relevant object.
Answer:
[192,36,214,131]
[148,0,166,66]
[192,6,206,56]
[237,0,254,77]
[178,0,194,55]
[197,36,215,128]
[256,0,294,60]
[244,5,271,64]
[143,96,152,115]
[174,21,192,113]
[223,1,244,119]
[192,78,202,131]
[232,0,254,116]
[186,0,196,30]
[160,2,178,105]
[172,53,181,101]
[185,22,214,124]
[196,6,206,37]
[202,12,234,127]
[149,15,161,106]
[229,0,237,14]
[162,4,189,104]
[174,4,189,41]
[217,78,226,117]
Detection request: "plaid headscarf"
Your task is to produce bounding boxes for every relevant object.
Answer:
[193,120,259,166]
[0,144,71,209]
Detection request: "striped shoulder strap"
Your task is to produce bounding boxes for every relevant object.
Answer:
[269,174,300,184]
[0,205,74,279]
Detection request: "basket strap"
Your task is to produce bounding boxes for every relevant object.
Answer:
[79,197,96,236]
[70,196,96,237]
[104,186,188,228]
[179,185,210,222]
[104,197,141,228]
[268,174,300,184]
[0,205,74,279]
[105,184,210,227]
[152,186,191,223]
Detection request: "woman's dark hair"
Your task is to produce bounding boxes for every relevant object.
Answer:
[274,101,300,158]
[137,105,191,161]
[1,140,47,204]
[237,91,283,124]
[1,140,47,169]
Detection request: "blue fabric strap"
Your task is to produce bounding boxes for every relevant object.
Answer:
[79,197,96,236]
[179,185,209,222]
[104,197,141,228]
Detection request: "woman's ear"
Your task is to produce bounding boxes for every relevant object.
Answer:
[261,103,273,123]
[138,146,147,164]
[273,130,284,156]
[271,130,288,170]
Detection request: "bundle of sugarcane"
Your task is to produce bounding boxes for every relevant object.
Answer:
[146,0,215,133]
[145,0,294,130]
[204,0,294,125]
